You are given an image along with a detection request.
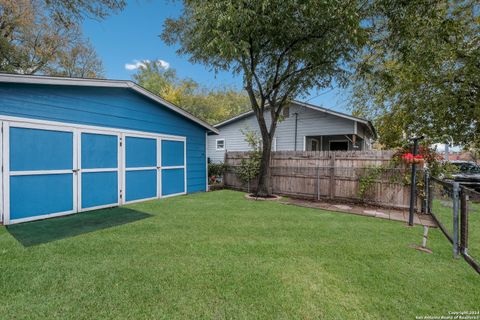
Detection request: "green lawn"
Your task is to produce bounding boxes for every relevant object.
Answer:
[431,198,455,237]
[431,197,480,261]
[0,190,479,319]
[467,201,480,260]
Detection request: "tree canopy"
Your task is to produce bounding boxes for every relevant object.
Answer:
[162,0,367,195]
[0,0,123,77]
[351,0,479,149]
[132,61,250,124]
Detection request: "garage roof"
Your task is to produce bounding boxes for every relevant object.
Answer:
[0,73,219,134]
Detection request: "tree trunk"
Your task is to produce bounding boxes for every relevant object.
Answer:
[256,132,272,197]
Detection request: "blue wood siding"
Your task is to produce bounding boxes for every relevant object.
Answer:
[0,83,207,193]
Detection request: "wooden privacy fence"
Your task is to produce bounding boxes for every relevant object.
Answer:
[224,150,421,209]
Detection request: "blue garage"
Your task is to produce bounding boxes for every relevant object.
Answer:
[0,73,218,225]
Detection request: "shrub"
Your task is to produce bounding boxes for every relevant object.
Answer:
[236,130,262,192]
[208,162,227,184]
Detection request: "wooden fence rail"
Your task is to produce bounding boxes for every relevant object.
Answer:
[224,150,421,209]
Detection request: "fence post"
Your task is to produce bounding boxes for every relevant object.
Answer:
[428,173,434,215]
[316,165,320,201]
[423,169,430,214]
[329,152,335,199]
[452,182,460,259]
[408,138,421,226]
[460,189,469,255]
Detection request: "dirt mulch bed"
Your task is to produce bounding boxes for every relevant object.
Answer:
[244,194,282,201]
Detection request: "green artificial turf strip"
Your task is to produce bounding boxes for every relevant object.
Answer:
[0,190,479,319]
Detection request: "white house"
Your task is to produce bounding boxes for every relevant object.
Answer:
[207,100,376,163]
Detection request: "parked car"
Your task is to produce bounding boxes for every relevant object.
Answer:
[447,161,480,192]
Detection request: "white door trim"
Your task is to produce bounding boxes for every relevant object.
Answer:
[1,117,190,225]
[5,121,77,225]
[3,121,9,225]
[123,134,162,205]
[0,122,3,224]
[78,129,121,211]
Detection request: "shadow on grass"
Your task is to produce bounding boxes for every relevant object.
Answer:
[7,207,151,247]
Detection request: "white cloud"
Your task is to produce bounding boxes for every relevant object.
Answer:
[125,60,148,70]
[156,60,170,69]
[125,59,170,71]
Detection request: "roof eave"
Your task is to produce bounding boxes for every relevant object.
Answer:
[214,110,254,128]
[0,73,219,134]
[213,100,376,139]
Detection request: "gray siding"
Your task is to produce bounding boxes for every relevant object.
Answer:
[207,103,373,163]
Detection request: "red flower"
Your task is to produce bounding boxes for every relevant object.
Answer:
[401,153,423,160]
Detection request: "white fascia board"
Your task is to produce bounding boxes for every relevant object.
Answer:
[214,110,255,128]
[292,101,367,125]
[128,83,218,134]
[0,73,127,88]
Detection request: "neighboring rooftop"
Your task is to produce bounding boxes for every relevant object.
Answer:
[214,100,376,138]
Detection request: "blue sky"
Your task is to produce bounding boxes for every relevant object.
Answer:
[82,0,349,112]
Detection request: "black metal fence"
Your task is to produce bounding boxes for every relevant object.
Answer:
[427,174,480,274]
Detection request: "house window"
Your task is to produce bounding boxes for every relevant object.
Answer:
[282,107,290,118]
[216,139,225,150]
[311,139,319,151]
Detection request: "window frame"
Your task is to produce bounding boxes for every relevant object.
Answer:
[215,138,225,151]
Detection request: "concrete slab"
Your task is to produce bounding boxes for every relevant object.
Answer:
[362,210,378,217]
[333,205,353,210]
[283,198,437,227]
[375,212,390,219]
[389,211,405,222]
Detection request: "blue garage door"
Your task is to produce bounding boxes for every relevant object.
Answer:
[4,120,188,224]
[124,135,158,202]
[80,131,119,210]
[8,124,75,222]
[161,139,185,196]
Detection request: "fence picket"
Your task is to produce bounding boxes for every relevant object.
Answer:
[223,150,416,209]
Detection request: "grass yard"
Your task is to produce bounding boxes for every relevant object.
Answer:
[469,201,480,260]
[1,190,479,319]
[431,196,480,261]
